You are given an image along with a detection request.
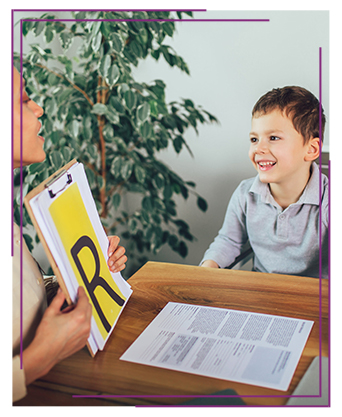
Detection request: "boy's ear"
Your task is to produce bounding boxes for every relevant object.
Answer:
[304,137,321,161]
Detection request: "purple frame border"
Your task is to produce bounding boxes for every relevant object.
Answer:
[11,9,329,406]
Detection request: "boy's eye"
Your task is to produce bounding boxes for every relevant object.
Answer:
[250,137,258,143]
[270,136,280,141]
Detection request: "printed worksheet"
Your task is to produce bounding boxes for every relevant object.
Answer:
[120,302,314,391]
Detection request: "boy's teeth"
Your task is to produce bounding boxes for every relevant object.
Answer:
[258,162,275,166]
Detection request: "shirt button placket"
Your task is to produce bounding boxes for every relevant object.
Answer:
[277,213,288,239]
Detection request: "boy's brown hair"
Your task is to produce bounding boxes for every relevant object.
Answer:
[252,86,326,143]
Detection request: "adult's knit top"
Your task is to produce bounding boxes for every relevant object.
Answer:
[201,162,329,279]
[12,223,47,402]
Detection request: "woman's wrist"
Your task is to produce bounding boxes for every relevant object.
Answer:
[22,338,56,386]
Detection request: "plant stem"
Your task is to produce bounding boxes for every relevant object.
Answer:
[97,75,108,218]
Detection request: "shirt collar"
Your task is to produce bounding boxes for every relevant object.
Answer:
[249,162,323,206]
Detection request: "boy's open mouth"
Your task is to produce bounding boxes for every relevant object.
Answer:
[257,161,276,171]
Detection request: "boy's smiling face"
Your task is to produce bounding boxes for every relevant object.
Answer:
[248,109,312,188]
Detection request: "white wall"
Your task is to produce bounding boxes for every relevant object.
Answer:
[13,10,329,272]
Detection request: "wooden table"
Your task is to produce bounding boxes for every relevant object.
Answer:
[15,261,329,407]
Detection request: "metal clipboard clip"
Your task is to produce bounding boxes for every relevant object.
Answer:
[45,169,73,198]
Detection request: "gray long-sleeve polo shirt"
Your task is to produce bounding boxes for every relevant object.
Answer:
[201,162,329,279]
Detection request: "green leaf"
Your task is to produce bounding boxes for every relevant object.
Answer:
[85,166,96,188]
[44,97,57,116]
[103,124,114,141]
[109,96,125,114]
[144,225,154,241]
[162,21,175,37]
[140,210,150,224]
[47,72,59,86]
[140,121,152,139]
[129,40,143,58]
[22,20,35,37]
[49,130,61,144]
[178,241,188,258]
[106,64,120,88]
[138,27,148,44]
[49,150,63,170]
[91,103,107,116]
[197,196,208,212]
[27,161,46,175]
[168,234,178,248]
[163,184,173,200]
[57,88,73,105]
[134,165,146,184]
[105,108,120,124]
[128,218,138,233]
[67,120,79,138]
[61,147,72,163]
[23,234,34,252]
[124,90,136,111]
[86,143,98,160]
[121,159,134,180]
[136,102,150,123]
[149,100,159,117]
[44,26,54,43]
[53,21,66,34]
[91,31,102,52]
[110,156,122,177]
[99,54,111,78]
[142,196,153,212]
[57,55,72,69]
[112,193,121,210]
[118,83,129,97]
[111,33,123,53]
[92,20,102,35]
[153,173,165,189]
[160,45,175,66]
[31,44,47,59]
[34,21,46,36]
[59,31,73,50]
[173,136,183,153]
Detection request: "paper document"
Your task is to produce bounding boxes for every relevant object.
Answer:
[121,302,313,391]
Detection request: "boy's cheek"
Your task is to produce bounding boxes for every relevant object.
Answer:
[248,151,257,167]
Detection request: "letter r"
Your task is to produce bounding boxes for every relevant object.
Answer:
[70,235,125,332]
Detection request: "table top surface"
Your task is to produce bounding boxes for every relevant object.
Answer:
[15,262,329,407]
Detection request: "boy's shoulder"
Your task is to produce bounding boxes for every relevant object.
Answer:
[235,174,264,197]
[230,175,264,207]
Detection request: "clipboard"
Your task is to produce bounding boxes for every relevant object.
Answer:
[24,159,132,356]
[24,159,77,305]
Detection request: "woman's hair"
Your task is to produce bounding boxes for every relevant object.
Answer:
[252,86,326,143]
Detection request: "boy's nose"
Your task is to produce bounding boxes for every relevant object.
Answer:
[255,139,269,153]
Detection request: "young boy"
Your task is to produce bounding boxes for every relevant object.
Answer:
[201,86,328,279]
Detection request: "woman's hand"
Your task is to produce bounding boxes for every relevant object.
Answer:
[23,286,92,385]
[107,236,127,273]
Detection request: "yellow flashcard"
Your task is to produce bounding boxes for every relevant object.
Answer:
[49,182,126,340]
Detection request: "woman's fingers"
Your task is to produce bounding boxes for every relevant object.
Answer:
[107,236,127,273]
